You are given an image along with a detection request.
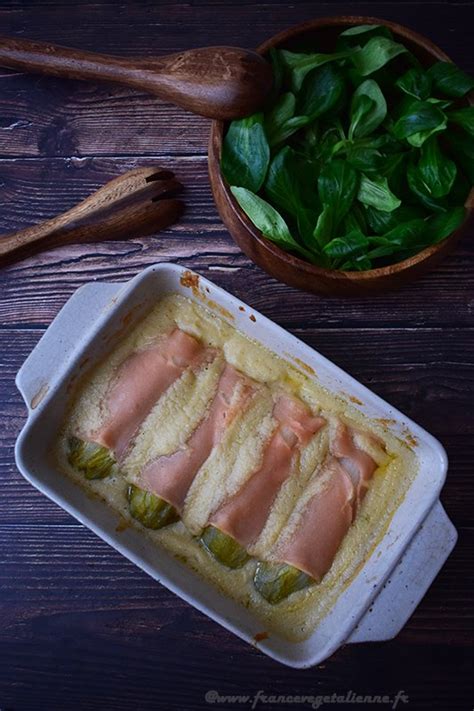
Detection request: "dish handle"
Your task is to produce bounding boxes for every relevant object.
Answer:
[16,281,122,412]
[347,500,457,643]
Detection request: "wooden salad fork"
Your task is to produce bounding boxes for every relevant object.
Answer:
[0,167,183,267]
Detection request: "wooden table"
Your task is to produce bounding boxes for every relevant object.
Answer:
[1,2,472,709]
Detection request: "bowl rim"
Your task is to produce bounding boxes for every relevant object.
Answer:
[210,15,474,283]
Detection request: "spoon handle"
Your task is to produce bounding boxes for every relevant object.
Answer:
[0,36,272,119]
[0,167,183,267]
[0,36,165,89]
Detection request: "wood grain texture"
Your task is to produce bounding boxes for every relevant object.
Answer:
[0,524,473,710]
[0,38,273,120]
[0,524,472,634]
[0,165,184,265]
[0,2,473,710]
[0,157,473,328]
[0,2,473,64]
[0,3,472,159]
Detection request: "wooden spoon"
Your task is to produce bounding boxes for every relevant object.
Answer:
[0,37,273,119]
[0,167,183,267]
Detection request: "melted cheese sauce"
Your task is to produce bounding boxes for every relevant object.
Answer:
[57,293,417,642]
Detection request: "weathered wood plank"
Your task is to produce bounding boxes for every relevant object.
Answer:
[0,156,217,230]
[0,2,472,62]
[0,157,473,328]
[0,3,472,158]
[0,81,210,158]
[2,248,473,329]
[1,0,464,5]
[2,327,473,525]
[0,524,472,710]
[0,0,472,61]
[0,524,471,634]
[0,633,470,711]
[0,645,469,711]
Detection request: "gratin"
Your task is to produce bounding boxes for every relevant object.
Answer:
[56,293,416,642]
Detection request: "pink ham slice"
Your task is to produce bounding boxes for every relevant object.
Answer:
[274,421,383,581]
[209,395,325,548]
[331,421,381,508]
[137,363,256,512]
[91,328,210,459]
[277,457,354,581]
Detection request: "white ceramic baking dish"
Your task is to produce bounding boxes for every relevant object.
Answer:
[15,262,456,668]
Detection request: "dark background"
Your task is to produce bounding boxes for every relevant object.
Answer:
[0,1,473,710]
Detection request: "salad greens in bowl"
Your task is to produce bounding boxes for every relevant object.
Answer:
[209,17,473,293]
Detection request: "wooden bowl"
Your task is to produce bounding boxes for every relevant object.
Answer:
[208,16,474,295]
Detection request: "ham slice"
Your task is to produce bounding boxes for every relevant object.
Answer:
[137,363,256,512]
[92,328,209,459]
[209,395,325,547]
[277,458,354,581]
[273,420,383,581]
[331,421,380,508]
